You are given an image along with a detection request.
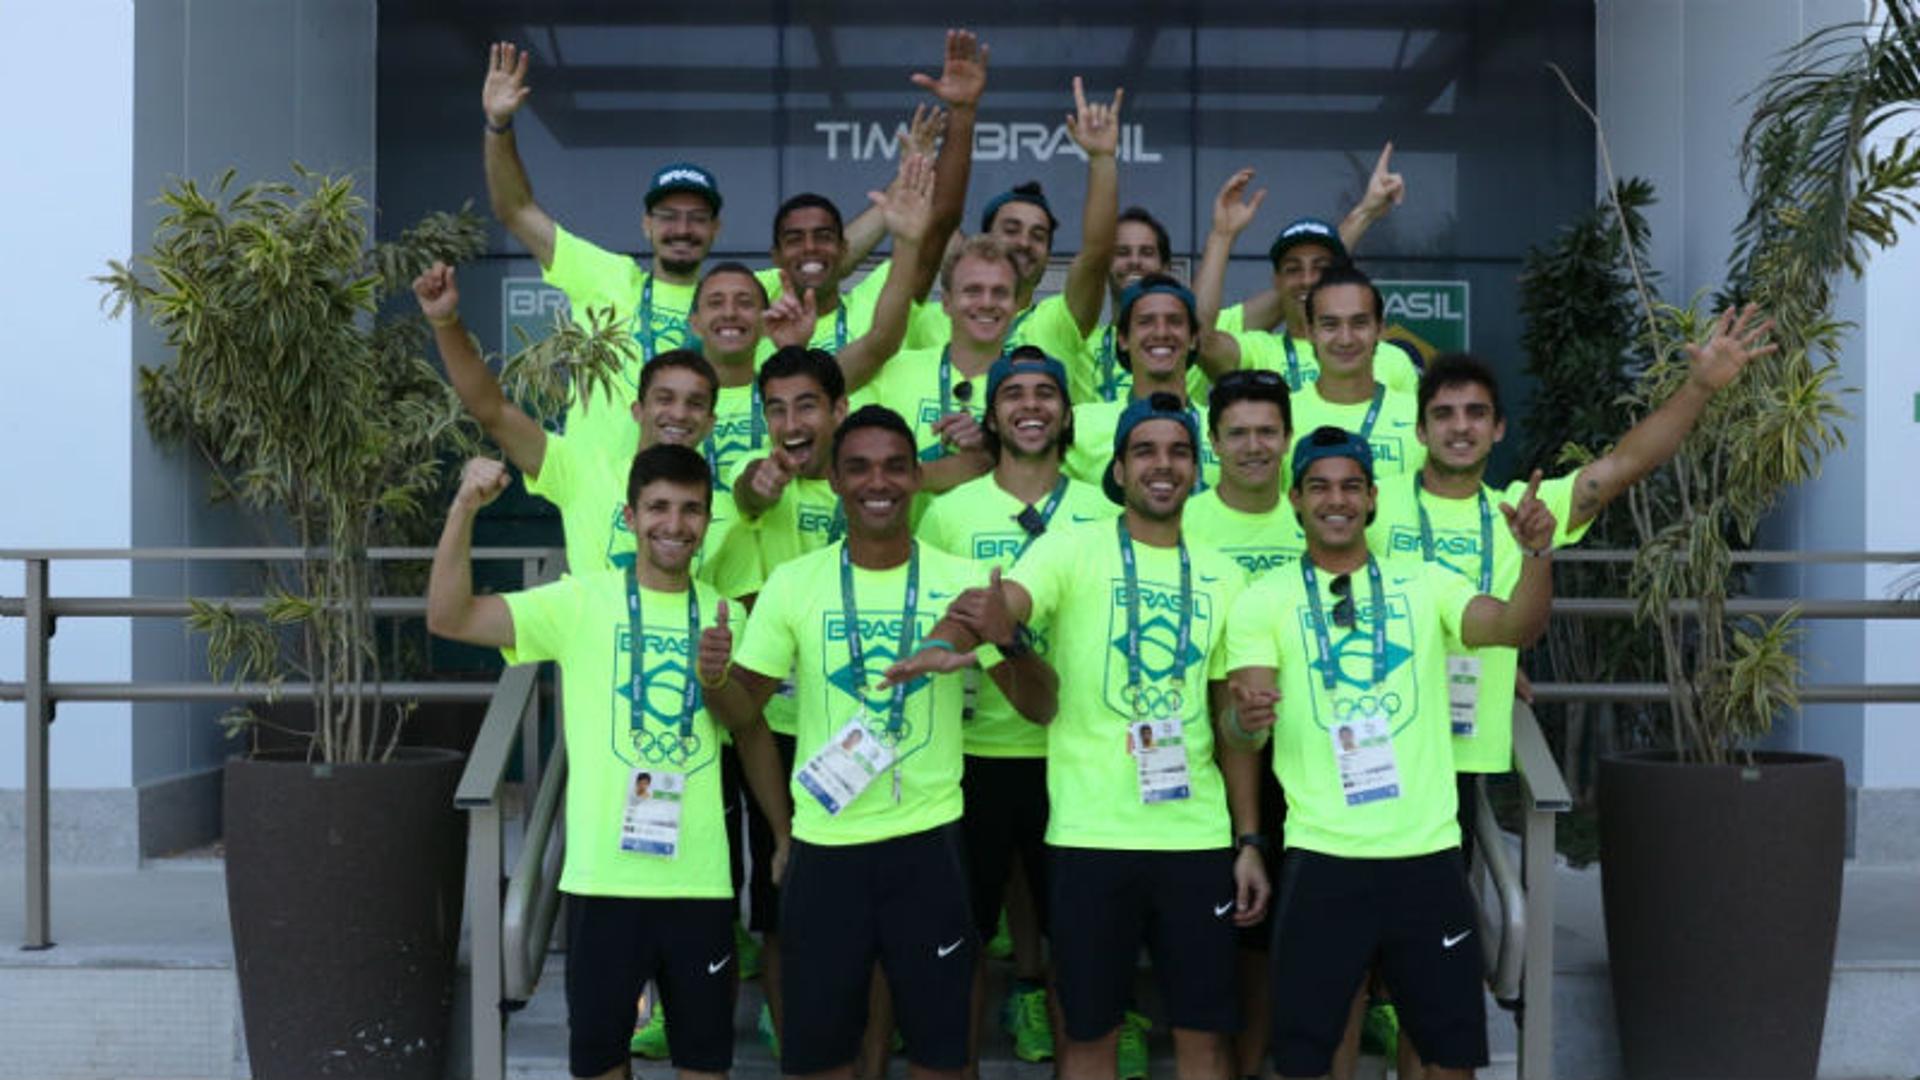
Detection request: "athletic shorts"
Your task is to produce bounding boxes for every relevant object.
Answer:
[562,894,736,1077]
[1237,749,1289,949]
[1267,848,1488,1076]
[1457,772,1482,868]
[778,822,976,1074]
[1048,846,1240,1040]
[739,731,798,933]
[961,754,1051,940]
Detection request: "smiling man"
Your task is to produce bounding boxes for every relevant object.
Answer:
[704,406,990,1080]
[1276,266,1425,483]
[1224,426,1557,1080]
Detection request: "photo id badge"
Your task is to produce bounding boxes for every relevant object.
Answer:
[619,768,685,857]
[1130,718,1192,804]
[795,715,897,816]
[1330,713,1402,806]
[1447,655,1482,736]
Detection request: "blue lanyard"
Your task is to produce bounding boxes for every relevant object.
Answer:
[638,275,657,356]
[1355,382,1385,442]
[830,301,848,351]
[627,570,703,741]
[1003,305,1034,351]
[1012,476,1070,561]
[1300,557,1387,692]
[1116,518,1192,718]
[838,542,921,736]
[1414,474,1494,592]
[1097,325,1122,401]
[1280,334,1304,391]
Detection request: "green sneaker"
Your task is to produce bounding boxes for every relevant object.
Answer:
[1008,984,1054,1063]
[985,907,1013,960]
[1117,1009,1151,1080]
[758,1001,780,1059]
[735,921,763,981]
[629,1000,669,1059]
[1360,1000,1399,1059]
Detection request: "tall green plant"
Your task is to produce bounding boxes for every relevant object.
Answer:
[100,168,627,762]
[1615,6,1920,762]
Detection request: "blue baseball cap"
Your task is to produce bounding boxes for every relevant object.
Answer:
[986,349,1070,409]
[645,162,722,213]
[1103,392,1201,505]
[1290,425,1374,489]
[979,183,1059,235]
[1267,218,1347,268]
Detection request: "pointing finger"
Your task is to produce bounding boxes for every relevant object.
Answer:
[1522,468,1543,505]
[1374,141,1394,177]
[1072,75,1088,115]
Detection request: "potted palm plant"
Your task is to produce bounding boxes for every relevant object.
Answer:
[100,167,625,1078]
[1575,8,1920,1077]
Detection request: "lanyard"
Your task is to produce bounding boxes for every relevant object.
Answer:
[638,275,657,357]
[627,570,703,740]
[1012,476,1070,561]
[1301,557,1387,692]
[1414,474,1494,592]
[1096,326,1122,401]
[1355,382,1386,442]
[1116,518,1192,718]
[1280,334,1304,391]
[936,346,982,419]
[700,381,764,479]
[838,542,921,736]
[830,301,848,351]
[1003,305,1034,352]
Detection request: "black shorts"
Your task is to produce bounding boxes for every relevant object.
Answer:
[562,894,737,1077]
[1457,772,1482,867]
[1237,751,1289,949]
[961,754,1051,940]
[1048,846,1240,1040]
[1267,849,1487,1076]
[778,822,976,1074]
[739,731,798,933]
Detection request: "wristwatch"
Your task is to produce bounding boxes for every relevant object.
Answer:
[999,623,1035,660]
[1236,832,1269,855]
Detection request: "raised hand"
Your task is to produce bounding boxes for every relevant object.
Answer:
[1360,142,1405,215]
[483,42,532,129]
[1212,168,1267,237]
[950,568,1017,647]
[1499,469,1557,554]
[455,457,511,511]
[910,29,989,110]
[765,271,819,349]
[412,262,461,326]
[899,103,947,158]
[1065,76,1124,159]
[748,448,797,504]
[1686,303,1777,393]
[697,599,732,688]
[872,153,935,246]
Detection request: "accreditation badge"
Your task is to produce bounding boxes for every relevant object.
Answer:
[795,714,897,816]
[1446,655,1482,737]
[1331,713,1402,806]
[1130,717,1192,804]
[619,768,686,857]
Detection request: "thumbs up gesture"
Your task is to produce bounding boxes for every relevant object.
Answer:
[951,565,1018,648]
[697,599,733,689]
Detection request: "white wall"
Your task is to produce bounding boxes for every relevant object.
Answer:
[0,1,135,790]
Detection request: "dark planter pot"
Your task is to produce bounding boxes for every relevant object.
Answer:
[1599,750,1845,1080]
[225,747,467,1079]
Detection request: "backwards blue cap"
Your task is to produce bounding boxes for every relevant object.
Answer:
[979,183,1059,235]
[1103,392,1201,505]
[1290,425,1374,489]
[986,349,1070,409]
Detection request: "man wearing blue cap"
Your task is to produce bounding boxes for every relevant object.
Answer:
[1224,425,1558,1080]
[916,346,1116,1065]
[891,392,1269,1080]
[1063,274,1224,491]
[1194,163,1424,396]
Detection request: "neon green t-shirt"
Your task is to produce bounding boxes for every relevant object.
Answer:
[1285,380,1425,482]
[525,429,759,597]
[916,473,1118,758]
[922,292,1088,365]
[503,571,732,898]
[755,258,947,356]
[1063,398,1222,493]
[1007,521,1247,851]
[1367,471,1590,772]
[1069,321,1213,407]
[732,542,983,845]
[724,457,844,736]
[864,346,991,462]
[544,226,698,470]
[1236,336,1422,396]
[1182,489,1306,582]
[1225,555,1475,858]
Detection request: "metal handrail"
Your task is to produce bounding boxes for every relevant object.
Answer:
[1471,774,1526,1002]
[502,734,568,1004]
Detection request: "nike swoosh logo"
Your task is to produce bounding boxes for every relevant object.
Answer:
[708,955,732,974]
[1070,514,1101,523]
[1213,900,1235,917]
[936,938,965,958]
[1199,574,1220,583]
[1441,930,1472,949]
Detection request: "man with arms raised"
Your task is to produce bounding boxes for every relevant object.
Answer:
[1224,427,1558,1080]
[893,394,1270,1080]
[427,447,790,1080]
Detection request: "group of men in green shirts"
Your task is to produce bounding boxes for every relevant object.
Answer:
[423,26,1779,1080]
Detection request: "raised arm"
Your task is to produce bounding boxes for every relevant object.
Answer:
[1461,471,1556,649]
[1336,141,1405,254]
[482,42,558,269]
[837,153,937,391]
[413,263,549,478]
[1194,168,1267,378]
[880,574,1055,722]
[1566,304,1776,531]
[426,458,517,649]
[836,106,946,278]
[908,29,989,295]
[1062,78,1123,334]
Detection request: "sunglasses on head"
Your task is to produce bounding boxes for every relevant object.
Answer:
[1330,572,1355,630]
[1216,369,1286,391]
